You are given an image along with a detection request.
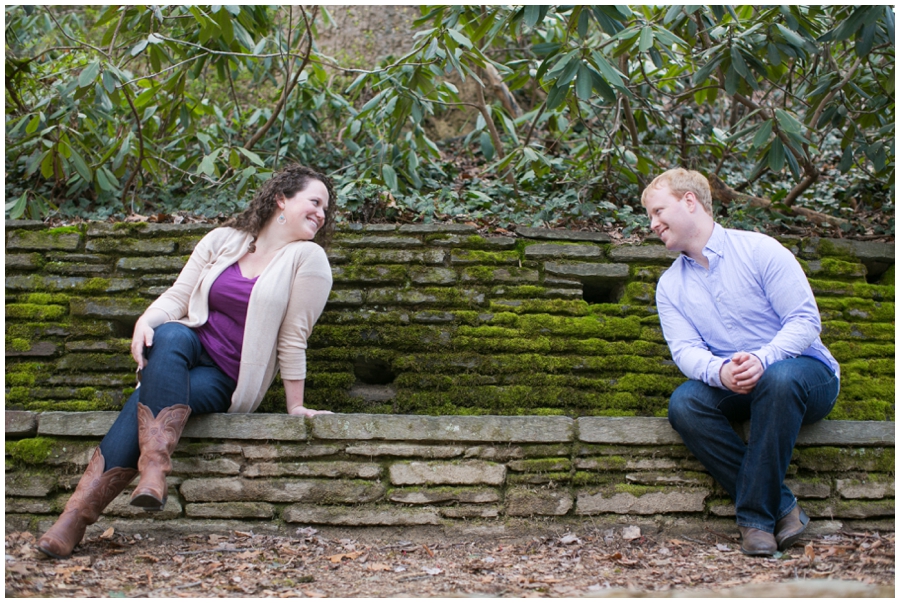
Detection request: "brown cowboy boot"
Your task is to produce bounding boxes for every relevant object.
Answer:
[775,504,810,551]
[37,448,137,559]
[130,403,191,511]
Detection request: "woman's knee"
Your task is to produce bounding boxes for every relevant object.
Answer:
[147,323,198,359]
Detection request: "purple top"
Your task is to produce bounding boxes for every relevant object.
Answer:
[194,262,258,382]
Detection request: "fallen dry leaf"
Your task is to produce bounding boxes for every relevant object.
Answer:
[327,550,363,563]
[100,527,115,539]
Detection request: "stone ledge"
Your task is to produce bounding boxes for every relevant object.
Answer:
[578,417,896,446]
[6,411,37,437]
[15,412,896,447]
[310,414,575,442]
[34,412,307,441]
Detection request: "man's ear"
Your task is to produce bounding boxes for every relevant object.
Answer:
[682,191,698,213]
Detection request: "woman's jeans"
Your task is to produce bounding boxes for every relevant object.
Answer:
[667,356,839,533]
[99,323,236,471]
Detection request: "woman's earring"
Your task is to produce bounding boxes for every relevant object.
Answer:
[277,213,286,225]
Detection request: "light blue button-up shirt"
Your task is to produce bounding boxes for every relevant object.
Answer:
[656,223,839,389]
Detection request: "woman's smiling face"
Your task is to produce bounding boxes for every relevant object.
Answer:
[277,179,329,241]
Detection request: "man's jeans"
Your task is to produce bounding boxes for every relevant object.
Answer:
[100,323,235,471]
[667,356,839,532]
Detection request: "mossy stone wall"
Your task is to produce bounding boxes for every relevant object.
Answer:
[5,221,895,420]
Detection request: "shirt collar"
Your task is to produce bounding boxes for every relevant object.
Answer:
[681,222,724,267]
[703,223,726,259]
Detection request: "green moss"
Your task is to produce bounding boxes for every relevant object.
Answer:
[6,304,67,321]
[614,373,685,395]
[81,278,113,293]
[453,249,520,264]
[613,483,667,496]
[809,278,894,301]
[840,359,895,376]
[827,341,894,362]
[581,456,627,470]
[510,458,571,472]
[6,386,31,403]
[818,258,867,279]
[7,338,32,352]
[21,293,70,305]
[490,299,591,316]
[6,437,55,464]
[6,372,37,387]
[113,221,148,232]
[48,225,82,235]
[828,399,894,421]
[878,265,894,286]
[795,446,894,472]
[305,372,355,390]
[621,282,656,303]
[821,320,895,341]
[837,372,894,401]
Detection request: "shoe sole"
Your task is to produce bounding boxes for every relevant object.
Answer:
[740,546,776,557]
[130,493,166,511]
[37,545,69,560]
[777,509,810,551]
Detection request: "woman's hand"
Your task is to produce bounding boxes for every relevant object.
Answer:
[131,319,155,369]
[288,406,333,417]
[284,379,333,416]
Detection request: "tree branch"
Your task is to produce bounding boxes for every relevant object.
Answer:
[243,6,318,152]
[120,86,145,208]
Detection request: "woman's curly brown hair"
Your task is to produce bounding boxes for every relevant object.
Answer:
[225,164,336,251]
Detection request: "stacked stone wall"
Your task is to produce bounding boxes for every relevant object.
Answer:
[5,412,894,532]
[5,221,895,420]
[5,220,895,532]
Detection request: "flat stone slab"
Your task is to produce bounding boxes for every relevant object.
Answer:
[389,460,506,486]
[516,227,611,243]
[577,488,709,515]
[36,412,308,441]
[186,502,276,519]
[184,414,307,441]
[795,420,895,445]
[180,477,385,503]
[608,245,680,262]
[524,244,603,260]
[282,504,441,526]
[311,414,574,442]
[579,417,684,445]
[506,487,573,516]
[398,224,477,234]
[544,262,629,279]
[38,411,118,436]
[6,411,38,436]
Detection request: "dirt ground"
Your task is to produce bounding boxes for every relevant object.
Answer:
[6,522,894,598]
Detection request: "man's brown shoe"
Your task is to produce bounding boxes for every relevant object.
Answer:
[739,526,777,556]
[775,505,810,551]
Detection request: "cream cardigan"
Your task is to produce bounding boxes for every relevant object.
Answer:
[146,227,333,413]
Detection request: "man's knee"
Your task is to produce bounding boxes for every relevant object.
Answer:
[667,380,706,431]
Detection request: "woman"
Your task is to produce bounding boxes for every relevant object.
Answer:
[37,164,336,559]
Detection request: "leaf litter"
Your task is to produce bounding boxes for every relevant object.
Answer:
[5,525,893,597]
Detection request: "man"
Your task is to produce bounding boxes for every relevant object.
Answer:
[643,168,840,556]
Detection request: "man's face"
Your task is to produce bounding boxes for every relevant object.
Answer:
[643,184,696,253]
